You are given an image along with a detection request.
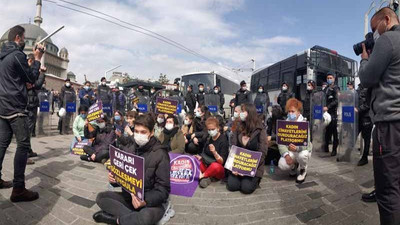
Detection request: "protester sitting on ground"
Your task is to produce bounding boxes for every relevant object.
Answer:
[227,103,267,194]
[124,111,137,137]
[70,105,90,152]
[154,113,165,139]
[94,114,170,225]
[186,105,210,155]
[196,117,229,188]
[113,110,128,134]
[182,113,194,137]
[158,115,185,154]
[265,105,285,165]
[81,115,116,163]
[278,98,312,183]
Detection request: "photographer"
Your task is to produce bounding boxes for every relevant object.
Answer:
[0,25,44,202]
[358,7,400,225]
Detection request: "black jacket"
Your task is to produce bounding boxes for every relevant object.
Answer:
[196,91,206,106]
[357,85,372,125]
[218,91,225,108]
[185,91,196,111]
[59,85,75,108]
[97,84,112,104]
[277,91,295,112]
[0,42,41,116]
[254,91,270,113]
[302,90,314,121]
[324,85,340,118]
[235,89,251,106]
[118,136,170,208]
[27,73,46,109]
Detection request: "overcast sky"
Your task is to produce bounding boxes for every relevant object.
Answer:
[1,0,371,83]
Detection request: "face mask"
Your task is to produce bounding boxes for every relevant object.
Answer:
[242,87,247,91]
[199,88,204,92]
[184,120,191,125]
[233,112,239,118]
[214,89,219,94]
[195,111,202,118]
[151,90,155,94]
[114,115,121,121]
[66,83,71,87]
[157,118,164,124]
[84,86,90,91]
[240,112,247,121]
[327,79,333,85]
[98,122,106,129]
[282,86,288,91]
[101,82,106,86]
[134,133,150,146]
[258,89,263,93]
[208,129,218,137]
[80,114,87,119]
[288,113,297,121]
[307,86,313,91]
[19,41,25,51]
[165,123,174,130]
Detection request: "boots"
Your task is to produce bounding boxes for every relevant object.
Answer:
[10,187,39,202]
[93,211,118,224]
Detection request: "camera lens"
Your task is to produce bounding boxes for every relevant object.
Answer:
[353,42,363,56]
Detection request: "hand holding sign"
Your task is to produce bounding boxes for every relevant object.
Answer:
[288,144,297,152]
[131,194,146,209]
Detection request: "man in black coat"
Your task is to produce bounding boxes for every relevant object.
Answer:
[235,80,251,106]
[323,72,340,156]
[196,83,206,106]
[0,25,44,202]
[185,85,196,113]
[277,81,295,113]
[303,80,316,122]
[97,77,113,116]
[356,84,373,166]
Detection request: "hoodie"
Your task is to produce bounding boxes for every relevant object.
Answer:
[0,42,41,116]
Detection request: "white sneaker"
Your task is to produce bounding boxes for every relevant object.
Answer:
[289,163,298,177]
[296,168,307,183]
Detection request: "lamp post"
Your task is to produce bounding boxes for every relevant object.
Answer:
[104,65,122,79]
[365,1,376,36]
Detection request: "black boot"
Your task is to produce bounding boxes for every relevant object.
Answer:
[93,211,117,224]
[357,157,368,166]
[361,190,376,203]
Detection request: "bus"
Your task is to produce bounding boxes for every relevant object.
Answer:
[180,71,240,115]
[250,45,358,104]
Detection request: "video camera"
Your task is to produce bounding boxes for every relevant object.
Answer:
[353,32,375,56]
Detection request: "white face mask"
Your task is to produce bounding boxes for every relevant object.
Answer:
[165,123,174,130]
[214,89,219,94]
[195,111,202,118]
[157,118,164,124]
[258,89,263,93]
[184,119,191,125]
[199,88,204,92]
[134,133,150,146]
[307,85,313,91]
[240,112,247,121]
[282,86,288,91]
[208,129,218,137]
[233,112,239,118]
[66,83,71,87]
[151,90,155,94]
[242,86,247,91]
[97,122,106,129]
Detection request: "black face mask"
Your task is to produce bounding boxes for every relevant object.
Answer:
[19,41,25,51]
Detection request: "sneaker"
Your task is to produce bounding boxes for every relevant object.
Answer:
[27,159,35,165]
[199,177,212,188]
[10,187,39,202]
[28,151,38,158]
[289,163,298,177]
[362,190,376,203]
[357,157,368,166]
[296,168,307,183]
[0,179,12,189]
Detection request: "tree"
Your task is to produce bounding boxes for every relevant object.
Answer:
[158,73,169,84]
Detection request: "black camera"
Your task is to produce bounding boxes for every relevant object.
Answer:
[353,32,375,56]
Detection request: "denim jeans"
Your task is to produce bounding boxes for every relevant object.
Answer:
[0,116,31,188]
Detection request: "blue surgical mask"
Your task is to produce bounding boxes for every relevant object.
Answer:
[327,79,333,85]
[114,115,121,121]
[80,114,87,119]
[84,86,90,91]
[288,113,297,121]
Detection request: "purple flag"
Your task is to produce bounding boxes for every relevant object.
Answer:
[169,153,200,197]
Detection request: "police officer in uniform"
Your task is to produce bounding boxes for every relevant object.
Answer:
[356,83,372,166]
[235,80,251,106]
[213,85,225,114]
[277,81,295,113]
[323,72,339,156]
[196,83,206,106]
[303,80,316,122]
[97,77,112,116]
[185,85,196,114]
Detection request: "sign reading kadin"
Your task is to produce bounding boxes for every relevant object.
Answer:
[71,141,90,155]
[87,101,104,122]
[224,145,262,177]
[276,120,309,146]
[169,153,200,197]
[109,145,145,201]
[155,97,178,115]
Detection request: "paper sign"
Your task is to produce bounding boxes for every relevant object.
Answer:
[224,145,262,177]
[155,97,178,115]
[109,145,145,201]
[72,141,90,155]
[276,120,309,146]
[169,153,200,197]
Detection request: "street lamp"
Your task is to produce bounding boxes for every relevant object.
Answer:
[365,1,376,36]
[104,65,122,78]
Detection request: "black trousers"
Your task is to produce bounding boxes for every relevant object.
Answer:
[0,116,31,188]
[358,121,373,159]
[96,191,164,225]
[226,173,260,194]
[83,146,109,163]
[324,118,338,151]
[27,107,38,136]
[373,122,400,225]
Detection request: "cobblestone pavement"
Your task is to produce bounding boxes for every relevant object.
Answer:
[0,135,379,225]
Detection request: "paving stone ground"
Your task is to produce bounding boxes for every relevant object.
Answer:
[0,134,379,225]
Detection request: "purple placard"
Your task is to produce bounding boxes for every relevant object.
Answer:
[109,145,145,201]
[155,97,178,115]
[169,153,200,197]
[87,101,104,122]
[224,145,262,177]
[276,120,309,146]
[71,141,90,155]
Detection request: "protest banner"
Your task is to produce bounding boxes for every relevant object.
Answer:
[71,141,90,155]
[169,153,200,197]
[224,145,262,177]
[155,97,178,115]
[109,145,145,201]
[87,101,104,122]
[276,120,309,146]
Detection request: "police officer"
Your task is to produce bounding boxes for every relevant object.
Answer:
[254,85,270,116]
[277,81,295,113]
[303,80,316,122]
[235,80,251,106]
[185,85,196,114]
[347,81,355,91]
[59,78,75,135]
[213,85,225,114]
[358,8,400,224]
[136,85,148,97]
[323,72,339,156]
[37,81,50,136]
[196,83,206,106]
[356,84,372,166]
[150,87,157,112]
[171,82,183,97]
[97,77,112,116]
